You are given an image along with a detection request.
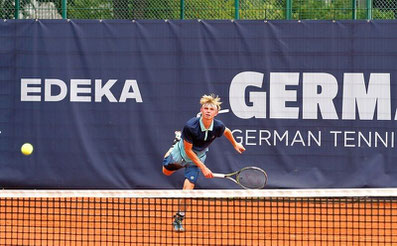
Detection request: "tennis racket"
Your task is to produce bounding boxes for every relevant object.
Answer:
[213,166,268,189]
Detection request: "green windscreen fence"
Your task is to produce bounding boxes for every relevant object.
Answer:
[2,0,396,20]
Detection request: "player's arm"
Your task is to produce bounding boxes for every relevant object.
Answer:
[223,127,246,154]
[183,140,213,178]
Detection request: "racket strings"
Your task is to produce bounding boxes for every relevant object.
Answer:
[237,169,267,189]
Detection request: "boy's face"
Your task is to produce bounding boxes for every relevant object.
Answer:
[200,103,218,120]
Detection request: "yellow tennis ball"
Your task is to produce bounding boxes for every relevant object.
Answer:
[21,143,34,156]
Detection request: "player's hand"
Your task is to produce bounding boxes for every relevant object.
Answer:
[234,143,246,154]
[201,167,214,178]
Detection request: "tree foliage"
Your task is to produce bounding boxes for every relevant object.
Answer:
[3,0,397,19]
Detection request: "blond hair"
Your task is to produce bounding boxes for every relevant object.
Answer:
[200,94,222,111]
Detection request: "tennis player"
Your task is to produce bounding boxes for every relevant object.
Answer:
[162,94,245,231]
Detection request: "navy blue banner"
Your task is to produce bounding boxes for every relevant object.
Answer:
[1,20,397,189]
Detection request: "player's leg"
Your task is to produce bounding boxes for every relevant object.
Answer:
[183,179,195,189]
[173,165,200,232]
[162,132,189,231]
[162,166,175,176]
[173,178,194,231]
[162,131,182,176]
[163,131,181,158]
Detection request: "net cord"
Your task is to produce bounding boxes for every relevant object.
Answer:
[0,188,396,198]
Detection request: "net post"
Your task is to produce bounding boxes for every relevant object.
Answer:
[234,0,239,20]
[62,0,67,19]
[14,0,20,19]
[366,0,372,20]
[180,0,185,20]
[286,0,292,20]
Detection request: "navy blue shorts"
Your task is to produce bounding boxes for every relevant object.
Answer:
[162,143,207,184]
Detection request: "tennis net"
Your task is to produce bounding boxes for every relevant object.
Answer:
[0,189,396,245]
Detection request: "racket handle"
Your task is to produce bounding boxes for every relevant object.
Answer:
[212,173,226,178]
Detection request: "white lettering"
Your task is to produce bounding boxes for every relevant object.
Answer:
[45,79,67,102]
[342,73,391,120]
[331,130,393,148]
[375,132,388,147]
[358,132,371,147]
[119,80,143,103]
[308,131,321,146]
[269,72,299,119]
[20,78,142,103]
[231,129,322,147]
[232,129,243,144]
[21,78,41,101]
[259,130,271,146]
[229,71,266,119]
[229,71,393,121]
[70,79,91,102]
[330,131,342,147]
[274,130,288,146]
[344,131,356,147]
[95,79,117,102]
[302,73,338,119]
[291,131,305,146]
[245,130,257,146]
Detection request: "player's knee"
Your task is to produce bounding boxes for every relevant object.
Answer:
[162,166,174,176]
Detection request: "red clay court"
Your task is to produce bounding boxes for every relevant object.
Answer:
[0,189,396,245]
